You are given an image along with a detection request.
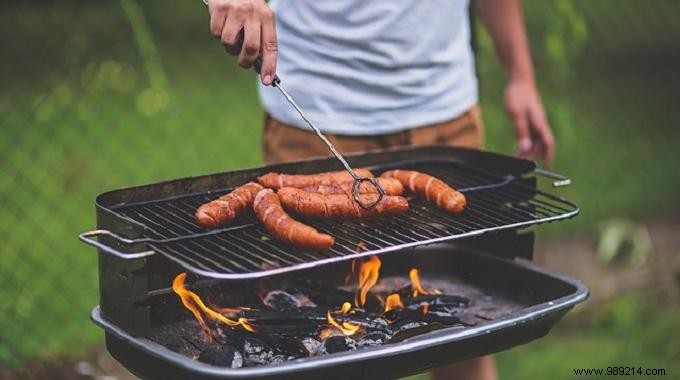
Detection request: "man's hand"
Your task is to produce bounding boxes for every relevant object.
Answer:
[504,79,555,168]
[208,0,277,85]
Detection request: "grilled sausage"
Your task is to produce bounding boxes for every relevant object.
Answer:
[277,187,409,219]
[380,170,466,213]
[195,182,264,229]
[300,177,404,196]
[257,169,374,190]
[253,189,335,250]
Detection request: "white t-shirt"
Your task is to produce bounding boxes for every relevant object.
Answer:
[258,0,478,136]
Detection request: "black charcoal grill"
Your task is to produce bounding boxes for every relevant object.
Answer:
[80,145,588,379]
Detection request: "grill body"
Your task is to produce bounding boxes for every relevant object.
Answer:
[83,146,587,378]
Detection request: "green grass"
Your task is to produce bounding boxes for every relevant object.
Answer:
[1,0,679,374]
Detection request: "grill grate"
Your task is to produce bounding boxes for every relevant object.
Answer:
[110,160,578,279]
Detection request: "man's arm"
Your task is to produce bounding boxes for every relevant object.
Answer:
[474,0,555,168]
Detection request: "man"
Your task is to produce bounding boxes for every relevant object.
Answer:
[207,0,553,378]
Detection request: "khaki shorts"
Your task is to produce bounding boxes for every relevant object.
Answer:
[262,105,484,164]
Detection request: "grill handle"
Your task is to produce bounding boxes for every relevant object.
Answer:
[79,230,155,259]
[533,168,572,187]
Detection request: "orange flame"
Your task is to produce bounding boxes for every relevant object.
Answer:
[355,256,381,307]
[173,273,212,341]
[319,327,340,341]
[384,293,404,312]
[326,309,360,336]
[172,273,255,342]
[409,268,438,297]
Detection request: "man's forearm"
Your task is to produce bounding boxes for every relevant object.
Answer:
[474,0,535,84]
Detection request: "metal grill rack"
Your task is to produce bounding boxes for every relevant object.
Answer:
[82,159,578,279]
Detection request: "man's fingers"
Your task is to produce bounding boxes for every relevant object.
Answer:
[529,109,555,169]
[221,16,243,56]
[238,21,261,68]
[511,110,532,159]
[259,9,277,85]
[209,4,228,39]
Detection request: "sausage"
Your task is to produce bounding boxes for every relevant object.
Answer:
[195,182,264,229]
[277,187,409,219]
[380,170,466,213]
[253,189,335,250]
[257,169,374,190]
[300,177,404,196]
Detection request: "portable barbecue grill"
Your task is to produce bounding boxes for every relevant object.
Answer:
[80,145,588,380]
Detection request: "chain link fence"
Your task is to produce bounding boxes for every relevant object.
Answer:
[1,0,679,378]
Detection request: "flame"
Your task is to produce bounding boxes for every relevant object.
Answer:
[354,256,381,307]
[173,273,212,341]
[320,302,359,338]
[419,302,430,316]
[384,293,404,312]
[319,327,341,341]
[409,268,437,297]
[172,273,255,342]
[326,309,360,336]
[340,302,352,314]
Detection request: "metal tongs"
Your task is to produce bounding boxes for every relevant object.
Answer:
[256,61,385,209]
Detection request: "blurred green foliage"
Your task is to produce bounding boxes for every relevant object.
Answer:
[1,0,679,375]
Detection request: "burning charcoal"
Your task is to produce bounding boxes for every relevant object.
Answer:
[263,290,302,311]
[244,323,322,338]
[270,355,296,364]
[391,320,428,334]
[390,322,449,343]
[300,337,323,356]
[356,331,391,348]
[384,307,468,326]
[243,306,327,323]
[409,295,469,308]
[241,337,275,366]
[293,282,357,307]
[198,345,243,368]
[293,281,382,310]
[241,307,389,334]
[321,336,357,354]
[264,336,307,358]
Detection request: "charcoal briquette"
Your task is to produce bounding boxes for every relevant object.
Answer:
[321,336,357,354]
[269,355,295,364]
[263,290,302,311]
[356,331,391,348]
[392,320,428,333]
[241,337,275,366]
[300,337,323,356]
[198,345,243,368]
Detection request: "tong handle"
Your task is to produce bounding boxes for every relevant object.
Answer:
[79,230,155,259]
